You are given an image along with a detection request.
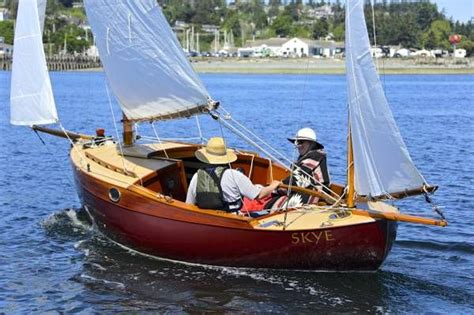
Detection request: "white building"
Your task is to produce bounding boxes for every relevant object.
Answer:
[370,47,384,58]
[237,47,254,58]
[281,37,338,58]
[0,8,10,21]
[454,49,467,58]
[0,42,13,55]
[244,38,289,57]
[307,5,334,19]
[412,49,434,57]
[395,48,411,57]
[85,45,99,57]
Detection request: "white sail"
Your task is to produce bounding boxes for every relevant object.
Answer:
[345,0,426,197]
[37,0,47,33]
[84,0,211,121]
[10,0,58,126]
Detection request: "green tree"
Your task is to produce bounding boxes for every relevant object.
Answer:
[331,24,344,42]
[388,12,421,47]
[458,39,474,56]
[312,17,329,39]
[192,0,226,25]
[0,20,14,44]
[270,13,293,37]
[162,0,194,24]
[50,24,88,54]
[421,30,437,49]
[415,2,441,31]
[423,19,452,50]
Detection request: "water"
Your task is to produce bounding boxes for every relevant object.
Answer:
[1,72,473,313]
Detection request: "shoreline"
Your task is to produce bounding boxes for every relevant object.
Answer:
[190,57,474,75]
[74,57,474,74]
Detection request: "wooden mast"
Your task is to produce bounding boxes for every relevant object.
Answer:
[347,125,356,208]
[122,113,134,146]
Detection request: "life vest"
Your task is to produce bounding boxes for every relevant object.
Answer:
[195,166,242,212]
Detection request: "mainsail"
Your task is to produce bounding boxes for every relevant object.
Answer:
[345,0,426,198]
[10,0,58,126]
[84,0,211,121]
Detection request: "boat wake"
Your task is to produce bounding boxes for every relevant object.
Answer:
[396,239,474,254]
[41,207,94,238]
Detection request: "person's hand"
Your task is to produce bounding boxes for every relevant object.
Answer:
[270,180,281,191]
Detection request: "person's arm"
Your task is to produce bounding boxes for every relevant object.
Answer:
[231,170,279,201]
[185,174,198,204]
[257,180,280,199]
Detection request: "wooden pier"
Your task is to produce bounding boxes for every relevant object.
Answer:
[1,55,101,71]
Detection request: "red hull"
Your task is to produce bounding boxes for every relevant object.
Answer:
[74,168,397,271]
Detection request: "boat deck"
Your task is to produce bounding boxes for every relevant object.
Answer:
[70,140,396,232]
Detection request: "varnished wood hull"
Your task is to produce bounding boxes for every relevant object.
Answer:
[73,167,397,271]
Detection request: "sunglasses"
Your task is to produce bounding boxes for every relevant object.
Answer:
[294,140,307,146]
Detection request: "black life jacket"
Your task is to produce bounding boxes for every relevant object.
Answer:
[195,167,243,212]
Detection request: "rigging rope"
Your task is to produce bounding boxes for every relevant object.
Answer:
[151,121,169,159]
[370,0,380,70]
[423,187,446,221]
[105,82,130,176]
[31,122,87,199]
[210,109,340,202]
[195,115,205,144]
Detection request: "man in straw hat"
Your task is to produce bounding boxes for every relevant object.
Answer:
[186,137,280,212]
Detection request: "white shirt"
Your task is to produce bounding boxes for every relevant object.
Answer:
[186,169,261,206]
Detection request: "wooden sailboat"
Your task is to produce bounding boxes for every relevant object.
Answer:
[10,0,446,271]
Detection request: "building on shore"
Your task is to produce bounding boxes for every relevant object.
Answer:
[242,37,289,57]
[239,37,343,58]
[0,7,10,21]
[0,41,13,56]
[281,38,342,58]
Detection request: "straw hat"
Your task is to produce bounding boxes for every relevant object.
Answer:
[287,127,324,149]
[195,137,237,165]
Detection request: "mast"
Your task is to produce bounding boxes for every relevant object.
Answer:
[122,113,134,146]
[347,124,355,208]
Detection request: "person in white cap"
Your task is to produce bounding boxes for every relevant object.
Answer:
[186,137,280,212]
[265,127,330,209]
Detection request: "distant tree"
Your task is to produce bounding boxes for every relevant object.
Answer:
[268,0,281,17]
[312,17,329,39]
[284,1,301,21]
[192,0,226,25]
[0,20,14,44]
[331,23,344,42]
[50,24,88,54]
[291,25,311,38]
[162,0,194,24]
[58,0,74,7]
[415,2,441,31]
[390,12,421,48]
[458,39,474,56]
[270,13,293,37]
[421,30,437,49]
[237,0,267,29]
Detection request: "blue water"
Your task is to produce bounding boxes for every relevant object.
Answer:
[0,71,473,313]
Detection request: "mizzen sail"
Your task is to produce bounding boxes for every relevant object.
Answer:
[10,0,58,126]
[345,0,426,198]
[84,0,211,121]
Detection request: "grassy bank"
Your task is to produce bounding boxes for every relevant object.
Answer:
[191,58,474,75]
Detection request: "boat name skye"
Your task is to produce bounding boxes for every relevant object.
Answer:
[291,231,335,245]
